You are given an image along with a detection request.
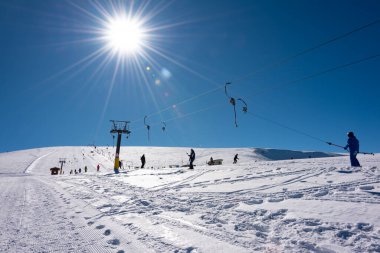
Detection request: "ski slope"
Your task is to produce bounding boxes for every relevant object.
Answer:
[0,146,379,252]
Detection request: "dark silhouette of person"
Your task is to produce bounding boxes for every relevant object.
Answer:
[78,168,82,173]
[344,131,361,167]
[119,160,123,170]
[141,154,146,168]
[97,164,100,172]
[209,157,214,165]
[84,166,88,172]
[188,149,195,169]
[233,154,239,164]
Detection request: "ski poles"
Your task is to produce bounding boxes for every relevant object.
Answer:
[326,142,345,149]
[326,142,375,155]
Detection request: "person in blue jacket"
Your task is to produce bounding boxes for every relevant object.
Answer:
[344,131,361,167]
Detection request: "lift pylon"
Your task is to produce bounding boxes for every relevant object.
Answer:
[59,158,66,174]
[110,120,131,174]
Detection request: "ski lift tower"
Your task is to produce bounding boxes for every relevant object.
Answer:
[59,158,66,174]
[110,120,131,174]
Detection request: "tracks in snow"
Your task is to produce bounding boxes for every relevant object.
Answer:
[52,163,380,252]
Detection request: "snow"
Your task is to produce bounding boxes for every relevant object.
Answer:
[0,146,379,252]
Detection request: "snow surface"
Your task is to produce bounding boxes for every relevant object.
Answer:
[0,146,379,252]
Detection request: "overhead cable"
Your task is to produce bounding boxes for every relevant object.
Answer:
[132,18,380,123]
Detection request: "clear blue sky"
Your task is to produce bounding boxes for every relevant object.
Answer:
[0,0,379,153]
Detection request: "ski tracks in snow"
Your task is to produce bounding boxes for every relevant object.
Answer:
[56,174,254,252]
[51,158,380,252]
[0,174,124,252]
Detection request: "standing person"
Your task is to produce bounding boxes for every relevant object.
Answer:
[233,154,239,164]
[79,168,82,173]
[84,166,88,173]
[97,164,100,172]
[344,131,361,167]
[119,160,123,170]
[188,149,195,169]
[140,154,146,168]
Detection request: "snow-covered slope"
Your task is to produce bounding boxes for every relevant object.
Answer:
[0,146,379,252]
[0,146,340,175]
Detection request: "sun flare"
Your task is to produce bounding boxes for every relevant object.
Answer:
[104,16,146,55]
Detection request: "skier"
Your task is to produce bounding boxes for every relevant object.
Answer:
[188,149,195,169]
[79,168,82,173]
[84,166,88,173]
[344,131,361,167]
[119,160,123,170]
[74,169,77,174]
[70,170,73,175]
[209,157,214,165]
[233,154,239,164]
[97,164,100,172]
[141,154,146,168]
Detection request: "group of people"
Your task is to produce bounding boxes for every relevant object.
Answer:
[69,132,362,175]
[208,153,239,165]
[137,149,237,170]
[69,166,87,174]
[140,149,197,170]
[200,131,363,168]
[69,164,101,174]
[117,155,146,170]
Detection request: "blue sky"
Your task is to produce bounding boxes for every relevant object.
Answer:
[0,0,379,153]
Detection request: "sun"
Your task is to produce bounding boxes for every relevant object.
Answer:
[104,15,146,55]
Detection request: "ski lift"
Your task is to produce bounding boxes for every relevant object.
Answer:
[224,82,248,127]
[144,116,151,141]
[225,82,238,127]
[237,98,248,113]
[162,122,166,132]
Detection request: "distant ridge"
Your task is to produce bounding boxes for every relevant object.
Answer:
[253,148,342,161]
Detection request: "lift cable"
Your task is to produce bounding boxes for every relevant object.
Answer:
[234,18,380,83]
[132,103,223,133]
[247,111,326,144]
[130,18,380,125]
[130,53,380,139]
[247,108,375,155]
[245,52,380,99]
[131,86,221,124]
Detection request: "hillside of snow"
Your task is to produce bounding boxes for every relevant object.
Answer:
[0,146,339,175]
[0,146,379,252]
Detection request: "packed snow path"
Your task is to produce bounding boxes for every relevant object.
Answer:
[1,174,108,252]
[0,147,379,252]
